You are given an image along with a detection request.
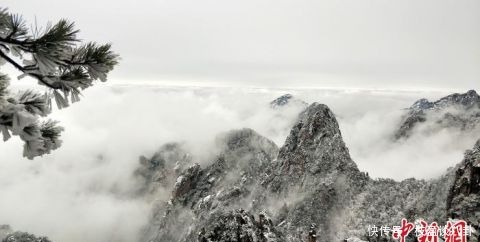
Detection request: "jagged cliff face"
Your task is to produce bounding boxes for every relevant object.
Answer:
[395,90,480,139]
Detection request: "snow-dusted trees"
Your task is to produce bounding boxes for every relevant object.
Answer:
[0,8,118,159]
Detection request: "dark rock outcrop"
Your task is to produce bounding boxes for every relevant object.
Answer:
[395,90,480,139]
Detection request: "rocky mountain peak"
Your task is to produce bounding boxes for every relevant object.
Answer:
[252,103,370,242]
[280,103,341,151]
[276,103,359,181]
[270,94,308,108]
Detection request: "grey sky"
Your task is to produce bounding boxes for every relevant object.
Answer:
[2,0,480,90]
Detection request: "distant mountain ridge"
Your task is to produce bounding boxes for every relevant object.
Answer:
[396,90,480,139]
[411,90,480,111]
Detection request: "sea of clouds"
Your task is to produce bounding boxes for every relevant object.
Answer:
[0,84,478,242]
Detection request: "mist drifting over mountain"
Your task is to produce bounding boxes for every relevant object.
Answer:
[0,85,479,242]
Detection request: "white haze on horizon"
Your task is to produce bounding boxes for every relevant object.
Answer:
[0,84,479,242]
[4,0,480,90]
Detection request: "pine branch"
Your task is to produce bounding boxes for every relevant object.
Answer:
[5,14,28,40]
[0,48,59,89]
[0,8,119,159]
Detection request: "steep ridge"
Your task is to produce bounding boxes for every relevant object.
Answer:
[395,90,480,139]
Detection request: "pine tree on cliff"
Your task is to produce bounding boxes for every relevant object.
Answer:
[0,8,118,159]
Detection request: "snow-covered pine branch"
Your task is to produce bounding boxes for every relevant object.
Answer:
[0,8,119,159]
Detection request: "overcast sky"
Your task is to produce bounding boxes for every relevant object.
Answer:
[2,0,480,90]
